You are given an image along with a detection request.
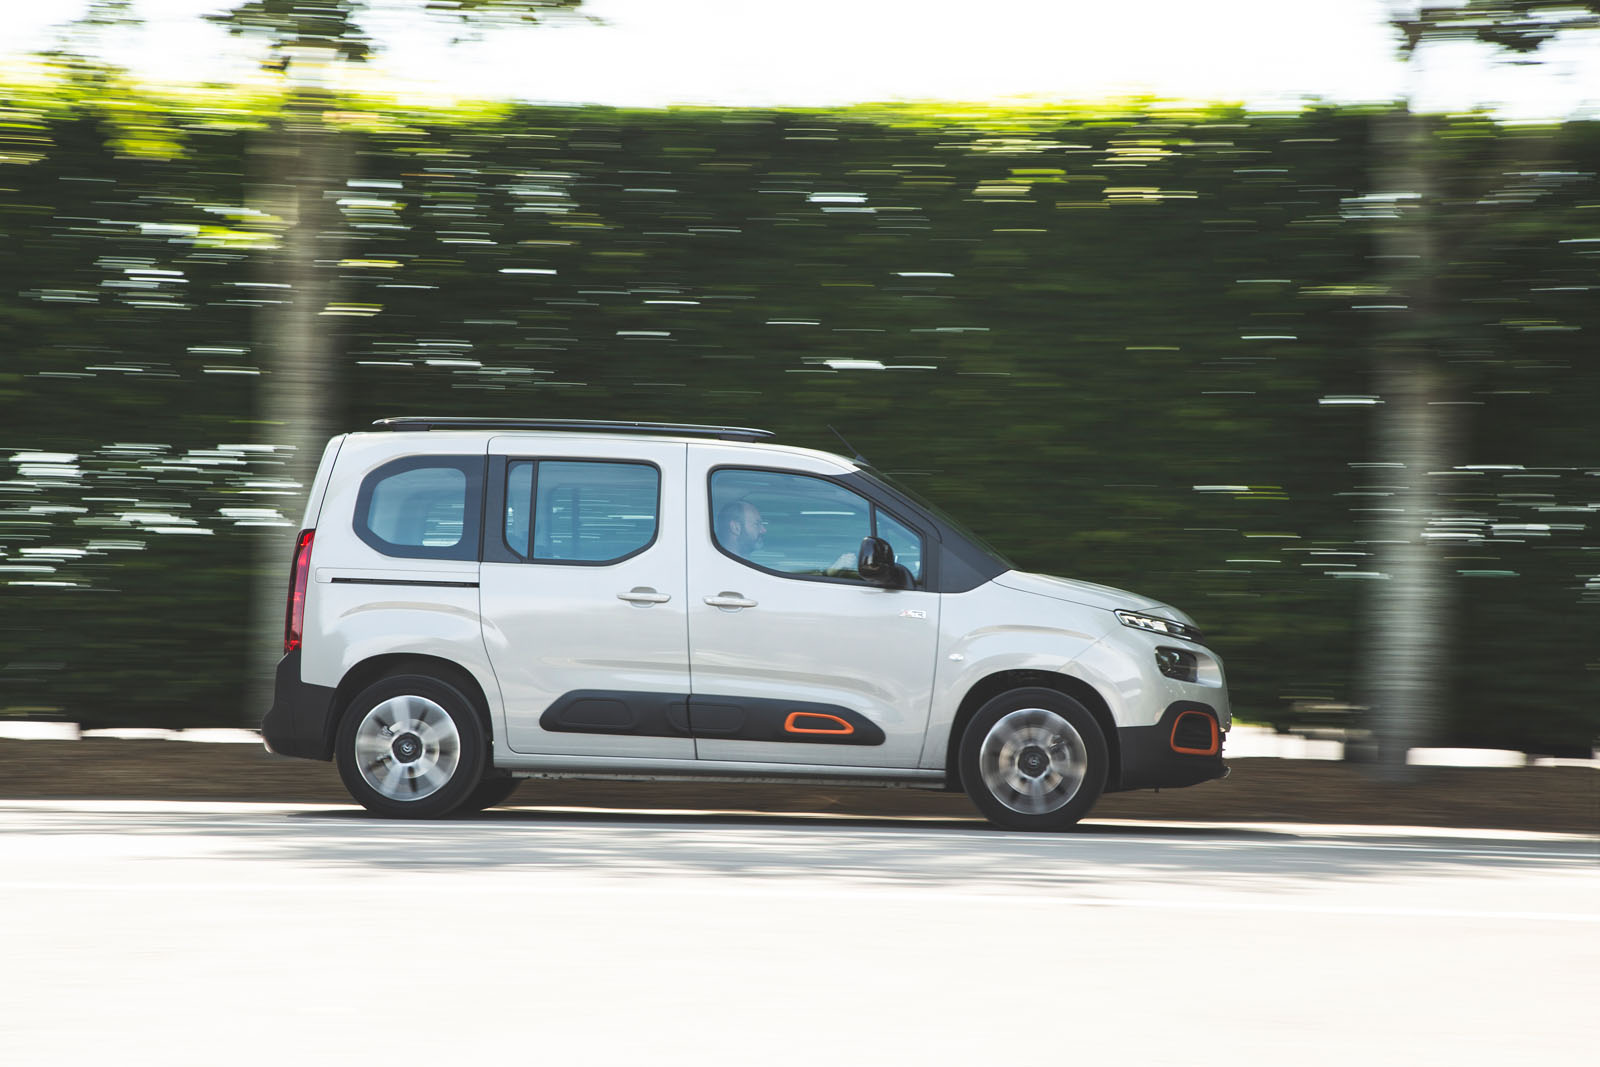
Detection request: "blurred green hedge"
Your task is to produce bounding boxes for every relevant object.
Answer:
[1,87,1594,752]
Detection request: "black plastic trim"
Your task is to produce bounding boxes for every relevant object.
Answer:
[536,690,885,746]
[483,454,516,564]
[539,691,691,738]
[1109,700,1227,793]
[836,470,1008,594]
[261,648,338,761]
[330,577,479,588]
[692,695,887,746]
[376,417,771,441]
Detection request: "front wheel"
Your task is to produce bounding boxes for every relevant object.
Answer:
[335,674,488,819]
[958,687,1107,831]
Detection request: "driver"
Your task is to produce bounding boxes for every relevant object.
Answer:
[715,499,766,558]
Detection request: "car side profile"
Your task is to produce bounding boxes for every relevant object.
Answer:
[263,418,1230,830]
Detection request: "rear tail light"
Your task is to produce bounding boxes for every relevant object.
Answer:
[284,529,314,653]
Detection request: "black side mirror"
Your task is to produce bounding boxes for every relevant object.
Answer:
[858,536,904,587]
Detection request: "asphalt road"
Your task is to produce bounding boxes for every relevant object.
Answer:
[2,801,1595,1066]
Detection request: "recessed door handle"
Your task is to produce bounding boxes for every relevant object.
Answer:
[703,593,758,610]
[617,588,671,604]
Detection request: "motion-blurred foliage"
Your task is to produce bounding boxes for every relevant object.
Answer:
[1,80,1595,751]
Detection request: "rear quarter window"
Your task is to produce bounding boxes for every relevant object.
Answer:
[354,455,484,561]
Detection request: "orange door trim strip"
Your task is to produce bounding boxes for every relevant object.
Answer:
[784,711,855,736]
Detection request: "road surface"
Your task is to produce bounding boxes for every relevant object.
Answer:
[2,800,1595,1066]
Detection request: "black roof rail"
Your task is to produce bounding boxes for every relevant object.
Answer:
[372,417,774,442]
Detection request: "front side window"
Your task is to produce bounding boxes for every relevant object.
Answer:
[874,507,924,583]
[504,459,659,565]
[710,468,923,585]
[355,456,482,561]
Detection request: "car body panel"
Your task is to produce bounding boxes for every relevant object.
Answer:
[684,443,941,768]
[480,435,694,759]
[297,432,494,701]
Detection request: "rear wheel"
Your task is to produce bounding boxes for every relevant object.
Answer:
[959,687,1107,831]
[335,674,487,819]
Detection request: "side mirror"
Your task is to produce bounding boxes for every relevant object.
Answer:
[857,536,902,587]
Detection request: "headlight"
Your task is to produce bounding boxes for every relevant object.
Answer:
[1154,646,1199,683]
[1115,609,1206,645]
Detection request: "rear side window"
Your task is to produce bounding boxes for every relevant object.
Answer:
[354,456,483,561]
[504,459,659,565]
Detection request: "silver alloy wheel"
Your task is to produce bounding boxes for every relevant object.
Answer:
[352,694,462,802]
[977,706,1089,815]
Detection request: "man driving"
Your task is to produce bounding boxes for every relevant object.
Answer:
[715,499,766,558]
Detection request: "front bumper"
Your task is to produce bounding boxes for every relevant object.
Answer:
[261,648,338,761]
[1110,700,1228,793]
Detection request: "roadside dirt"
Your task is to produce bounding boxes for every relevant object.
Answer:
[2,739,1596,834]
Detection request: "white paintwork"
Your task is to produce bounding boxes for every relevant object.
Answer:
[293,425,1230,785]
[990,570,1172,614]
[480,436,692,758]
[684,443,940,768]
[298,432,496,704]
[296,434,346,530]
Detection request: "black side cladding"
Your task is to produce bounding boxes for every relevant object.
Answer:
[538,690,886,746]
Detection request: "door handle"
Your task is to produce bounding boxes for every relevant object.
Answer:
[703,593,758,610]
[617,588,671,604]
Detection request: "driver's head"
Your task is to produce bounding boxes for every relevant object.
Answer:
[717,499,765,555]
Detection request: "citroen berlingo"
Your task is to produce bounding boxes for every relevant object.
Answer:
[263,418,1230,829]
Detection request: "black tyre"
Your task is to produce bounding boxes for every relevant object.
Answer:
[958,687,1107,831]
[454,774,522,815]
[335,674,488,819]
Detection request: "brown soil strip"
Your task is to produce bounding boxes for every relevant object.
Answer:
[2,739,1595,835]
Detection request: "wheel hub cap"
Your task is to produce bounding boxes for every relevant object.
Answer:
[1018,745,1050,777]
[351,695,463,802]
[392,732,423,764]
[977,706,1089,815]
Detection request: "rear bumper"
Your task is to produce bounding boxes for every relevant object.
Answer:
[261,648,337,761]
[1111,700,1228,792]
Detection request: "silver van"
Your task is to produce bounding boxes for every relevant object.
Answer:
[263,418,1230,829]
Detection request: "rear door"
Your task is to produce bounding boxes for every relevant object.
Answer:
[480,436,692,758]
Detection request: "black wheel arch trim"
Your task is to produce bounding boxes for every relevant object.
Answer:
[265,651,497,763]
[945,670,1121,793]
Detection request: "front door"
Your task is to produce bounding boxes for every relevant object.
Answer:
[480,436,693,758]
[685,448,940,768]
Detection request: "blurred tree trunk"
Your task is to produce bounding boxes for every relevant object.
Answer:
[1356,0,1600,774]
[248,85,350,720]
[1363,110,1456,774]
[1361,35,1462,774]
[216,1,587,724]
